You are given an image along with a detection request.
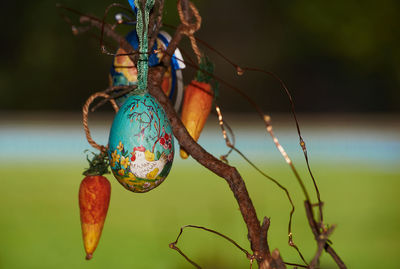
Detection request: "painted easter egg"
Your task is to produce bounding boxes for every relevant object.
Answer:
[110,30,185,110]
[108,93,174,193]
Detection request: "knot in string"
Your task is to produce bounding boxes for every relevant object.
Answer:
[134,0,155,93]
[177,0,202,63]
[177,0,201,34]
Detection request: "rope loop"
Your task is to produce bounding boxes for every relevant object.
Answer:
[177,0,202,63]
[82,92,119,152]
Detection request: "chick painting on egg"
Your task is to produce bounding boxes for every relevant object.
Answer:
[130,146,168,180]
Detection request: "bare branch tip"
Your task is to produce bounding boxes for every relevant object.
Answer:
[71,26,78,35]
[271,249,280,258]
[236,66,244,76]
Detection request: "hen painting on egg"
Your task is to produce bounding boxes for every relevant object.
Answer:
[108,93,174,193]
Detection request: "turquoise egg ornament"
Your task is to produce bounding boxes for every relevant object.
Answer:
[108,93,174,193]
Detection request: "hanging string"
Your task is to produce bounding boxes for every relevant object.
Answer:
[82,92,119,152]
[177,0,202,63]
[134,0,155,92]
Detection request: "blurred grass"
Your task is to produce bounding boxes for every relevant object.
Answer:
[0,160,399,268]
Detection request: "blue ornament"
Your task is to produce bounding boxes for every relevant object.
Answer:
[108,93,174,193]
[127,0,138,14]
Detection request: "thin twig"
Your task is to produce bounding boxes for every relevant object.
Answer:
[284,261,309,268]
[170,225,254,260]
[90,85,137,111]
[264,114,310,201]
[79,14,139,63]
[242,67,323,228]
[169,242,201,269]
[148,0,164,51]
[305,201,346,269]
[215,106,308,266]
[99,3,135,55]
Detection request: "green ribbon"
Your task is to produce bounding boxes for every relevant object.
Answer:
[134,0,155,94]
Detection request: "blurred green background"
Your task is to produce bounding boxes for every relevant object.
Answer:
[1,114,399,268]
[1,161,399,268]
[1,0,400,268]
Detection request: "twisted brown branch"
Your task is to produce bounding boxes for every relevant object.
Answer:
[148,66,283,268]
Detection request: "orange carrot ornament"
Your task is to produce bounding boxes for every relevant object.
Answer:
[180,57,216,159]
[79,152,111,260]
